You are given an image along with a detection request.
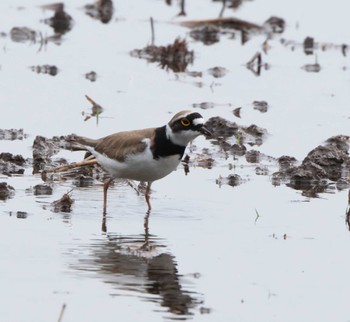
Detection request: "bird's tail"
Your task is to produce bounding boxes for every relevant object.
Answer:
[66,134,100,151]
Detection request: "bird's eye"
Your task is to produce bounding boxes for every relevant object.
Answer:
[181,118,191,126]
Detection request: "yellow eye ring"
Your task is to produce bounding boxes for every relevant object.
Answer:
[181,118,191,126]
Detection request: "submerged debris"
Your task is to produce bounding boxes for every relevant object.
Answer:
[253,100,269,113]
[16,211,28,219]
[130,38,194,72]
[227,174,242,187]
[52,191,74,212]
[0,182,15,200]
[183,16,284,45]
[85,0,114,23]
[304,37,314,55]
[0,129,26,140]
[302,62,321,73]
[10,27,37,43]
[181,17,263,33]
[263,16,285,34]
[30,65,59,76]
[207,66,228,78]
[246,52,269,76]
[85,71,98,82]
[232,107,241,118]
[189,24,221,45]
[34,184,53,195]
[192,102,232,110]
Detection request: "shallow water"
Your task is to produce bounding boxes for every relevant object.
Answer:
[1,0,350,321]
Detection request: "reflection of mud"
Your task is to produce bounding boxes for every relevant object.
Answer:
[10,27,37,43]
[183,16,284,45]
[0,129,26,140]
[71,220,201,318]
[130,38,194,72]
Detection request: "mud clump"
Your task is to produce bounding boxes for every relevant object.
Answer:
[0,153,25,166]
[85,0,114,23]
[205,116,266,146]
[130,38,194,72]
[0,182,15,200]
[272,135,350,196]
[52,192,74,212]
[227,174,242,187]
[32,135,71,174]
[0,153,26,175]
[42,3,73,35]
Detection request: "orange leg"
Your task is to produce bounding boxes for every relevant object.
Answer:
[103,177,114,215]
[145,182,152,213]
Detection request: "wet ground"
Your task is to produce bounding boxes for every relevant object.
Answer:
[1,0,350,321]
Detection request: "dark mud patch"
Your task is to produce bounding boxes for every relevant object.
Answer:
[273,135,350,197]
[0,182,15,200]
[130,38,194,72]
[41,3,73,35]
[205,116,266,147]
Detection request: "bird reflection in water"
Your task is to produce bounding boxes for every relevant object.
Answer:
[74,213,200,318]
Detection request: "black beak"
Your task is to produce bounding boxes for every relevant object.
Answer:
[199,125,212,137]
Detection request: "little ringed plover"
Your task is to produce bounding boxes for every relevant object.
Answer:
[71,110,211,214]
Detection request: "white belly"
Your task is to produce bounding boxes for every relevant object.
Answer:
[91,148,181,182]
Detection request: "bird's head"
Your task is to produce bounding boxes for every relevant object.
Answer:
[166,110,212,146]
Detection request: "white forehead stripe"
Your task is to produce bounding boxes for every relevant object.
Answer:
[193,118,204,126]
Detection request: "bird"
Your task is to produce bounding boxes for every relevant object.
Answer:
[70,110,211,214]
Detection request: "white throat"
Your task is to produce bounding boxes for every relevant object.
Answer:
[166,124,200,146]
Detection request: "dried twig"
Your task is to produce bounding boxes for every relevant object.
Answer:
[45,158,97,173]
[57,304,66,322]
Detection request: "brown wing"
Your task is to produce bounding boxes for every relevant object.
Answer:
[94,128,156,162]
